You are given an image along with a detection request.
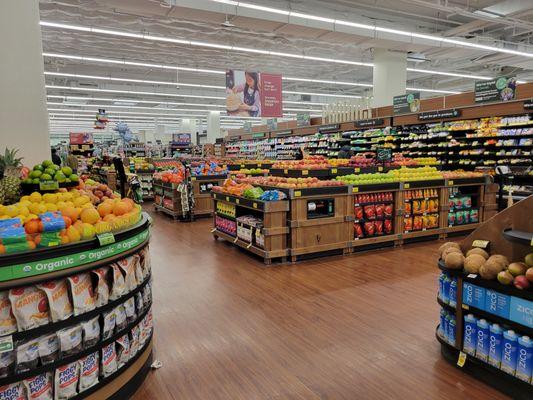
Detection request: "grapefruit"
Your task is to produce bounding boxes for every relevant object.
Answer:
[80,223,96,240]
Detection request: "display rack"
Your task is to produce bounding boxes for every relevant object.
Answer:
[191,174,227,217]
[0,214,153,399]
[153,180,187,220]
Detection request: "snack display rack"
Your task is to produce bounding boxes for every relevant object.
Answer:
[436,198,533,399]
[211,177,495,263]
[0,214,153,400]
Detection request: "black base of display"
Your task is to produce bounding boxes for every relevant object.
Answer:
[108,350,153,400]
[439,338,533,400]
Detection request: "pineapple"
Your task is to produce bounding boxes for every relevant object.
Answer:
[0,176,21,205]
[0,148,23,178]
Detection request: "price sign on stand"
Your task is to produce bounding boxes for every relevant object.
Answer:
[376,148,392,162]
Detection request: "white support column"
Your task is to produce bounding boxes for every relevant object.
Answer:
[0,0,50,165]
[372,49,407,108]
[207,111,221,144]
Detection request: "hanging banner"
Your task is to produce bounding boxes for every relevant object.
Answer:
[393,93,420,115]
[69,133,94,145]
[474,76,516,103]
[225,70,283,118]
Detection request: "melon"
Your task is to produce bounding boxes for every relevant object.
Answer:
[445,252,464,270]
[466,248,489,260]
[464,254,485,274]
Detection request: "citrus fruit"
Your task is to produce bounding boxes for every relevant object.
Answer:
[26,214,38,222]
[112,201,129,216]
[18,206,30,217]
[42,193,58,204]
[32,234,41,246]
[74,195,90,207]
[60,234,69,245]
[29,192,42,203]
[40,173,52,181]
[62,216,72,229]
[62,206,79,222]
[80,223,96,240]
[5,205,18,218]
[42,160,53,168]
[25,219,41,234]
[56,201,67,211]
[80,208,100,225]
[33,164,44,171]
[45,203,58,212]
[94,221,111,234]
[66,226,81,242]
[19,200,31,208]
[97,202,113,218]
[27,241,36,250]
[61,166,73,176]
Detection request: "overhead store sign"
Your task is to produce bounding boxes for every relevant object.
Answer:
[225,70,283,118]
[418,109,461,121]
[297,112,311,127]
[474,76,516,103]
[172,133,191,144]
[266,118,278,131]
[524,99,533,109]
[354,118,384,128]
[393,92,420,115]
[275,130,293,137]
[69,132,93,145]
[318,124,340,133]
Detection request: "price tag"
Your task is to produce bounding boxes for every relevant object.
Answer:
[234,237,238,243]
[530,237,533,247]
[404,183,410,189]
[378,166,383,172]
[246,243,252,249]
[257,163,262,167]
[39,180,59,191]
[462,304,469,310]
[448,180,454,186]
[457,351,467,367]
[472,239,489,249]
[294,191,301,197]
[284,169,288,174]
[235,198,240,204]
[191,177,197,181]
[225,196,230,202]
[354,168,360,173]
[467,274,477,279]
[331,168,337,174]
[0,336,13,354]
[97,232,115,246]
[302,170,308,175]
[47,241,59,247]
[352,187,359,193]
[253,203,258,209]
[222,165,227,169]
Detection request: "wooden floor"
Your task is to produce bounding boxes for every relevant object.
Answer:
[133,206,509,400]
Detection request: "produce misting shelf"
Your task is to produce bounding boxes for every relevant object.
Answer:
[502,229,533,246]
[437,329,531,400]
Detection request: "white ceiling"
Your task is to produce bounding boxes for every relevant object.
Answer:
[39,0,533,135]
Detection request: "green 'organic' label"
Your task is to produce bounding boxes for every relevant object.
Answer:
[39,181,59,191]
[97,232,115,246]
[0,229,149,282]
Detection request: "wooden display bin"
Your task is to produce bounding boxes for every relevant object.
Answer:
[212,192,289,264]
[191,175,227,217]
[287,191,352,261]
[153,180,186,220]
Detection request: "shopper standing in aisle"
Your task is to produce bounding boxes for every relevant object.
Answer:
[51,148,62,166]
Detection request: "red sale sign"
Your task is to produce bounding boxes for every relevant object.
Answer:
[260,73,283,118]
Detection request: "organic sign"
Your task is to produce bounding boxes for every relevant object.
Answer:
[252,132,266,139]
[318,124,340,133]
[393,92,420,115]
[376,148,392,162]
[354,118,384,128]
[418,109,461,121]
[474,76,516,103]
[297,112,311,127]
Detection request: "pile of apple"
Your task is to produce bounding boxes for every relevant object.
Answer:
[442,171,485,179]
[337,172,397,186]
[272,156,330,170]
[237,176,345,189]
[390,166,443,182]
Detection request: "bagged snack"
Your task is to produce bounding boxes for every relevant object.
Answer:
[141,246,152,277]
[412,200,422,215]
[0,349,15,378]
[354,223,363,239]
[354,206,363,220]
[54,361,79,400]
[37,280,73,322]
[0,382,25,400]
[123,297,136,325]
[0,291,17,336]
[92,267,110,308]
[384,219,393,234]
[78,352,99,393]
[133,253,144,284]
[142,282,152,306]
[102,310,116,340]
[24,372,53,400]
[116,334,130,368]
[135,292,143,313]
[383,204,393,218]
[363,205,375,220]
[129,325,140,357]
[470,209,479,223]
[456,210,465,225]
[116,256,138,292]
[67,274,95,316]
[16,338,39,373]
[38,333,59,365]
[375,220,383,235]
[101,343,117,378]
[114,305,127,333]
[463,196,472,209]
[9,286,50,331]
[139,321,147,347]
[448,212,456,226]
[81,317,100,349]
[109,265,125,301]
[58,325,83,358]
[403,217,412,232]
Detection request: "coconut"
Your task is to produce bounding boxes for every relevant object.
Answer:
[438,242,461,257]
[445,252,465,270]
[464,254,485,274]
[466,248,489,260]
[479,257,506,280]
[441,246,463,261]
[487,254,509,269]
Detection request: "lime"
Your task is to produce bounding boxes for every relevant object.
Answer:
[40,173,52,181]
[69,174,79,183]
[65,178,71,183]
[23,178,33,184]
[61,166,73,176]
[30,170,42,179]
[44,168,56,176]
[32,178,40,184]
[42,160,53,168]
[54,172,66,183]
[51,164,60,171]
[33,164,44,171]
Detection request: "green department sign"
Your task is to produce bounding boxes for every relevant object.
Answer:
[0,229,150,282]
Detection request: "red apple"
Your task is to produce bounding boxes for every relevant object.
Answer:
[514,275,530,290]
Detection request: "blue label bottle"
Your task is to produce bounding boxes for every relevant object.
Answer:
[488,323,503,368]
[501,330,518,376]
[449,277,457,308]
[475,319,489,362]
[463,314,477,356]
[516,336,532,383]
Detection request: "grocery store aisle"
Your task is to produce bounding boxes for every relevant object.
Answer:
[133,206,508,400]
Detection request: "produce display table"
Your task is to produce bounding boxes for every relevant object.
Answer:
[191,174,227,217]
[0,214,153,399]
[153,180,186,220]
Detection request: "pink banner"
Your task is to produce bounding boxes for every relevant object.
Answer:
[69,132,94,145]
[260,73,283,118]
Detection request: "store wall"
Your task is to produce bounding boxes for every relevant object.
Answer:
[0,0,51,166]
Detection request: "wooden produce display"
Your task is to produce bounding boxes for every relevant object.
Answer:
[153,179,187,220]
[191,175,227,217]
[212,192,289,264]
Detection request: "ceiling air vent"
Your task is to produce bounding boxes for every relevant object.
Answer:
[301,95,311,102]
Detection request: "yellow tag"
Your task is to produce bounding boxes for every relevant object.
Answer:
[253,203,258,209]
[284,169,288,174]
[225,196,230,202]
[302,170,308,175]
[449,180,454,186]
[354,168,360,173]
[223,165,227,169]
[294,191,301,197]
[191,177,196,181]
[404,183,410,188]
[352,187,359,193]
[530,237,533,246]
[462,304,469,310]
[457,351,467,367]
[378,166,383,171]
[331,168,337,174]
[257,163,262,167]
[472,239,489,249]
[235,199,240,204]
[210,228,216,233]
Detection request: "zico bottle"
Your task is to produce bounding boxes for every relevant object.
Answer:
[439,309,447,338]
[463,314,477,356]
[442,275,451,304]
[501,330,518,375]
[475,319,489,362]
[448,315,456,346]
[449,277,457,308]
[438,273,445,301]
[488,324,503,368]
[516,336,532,383]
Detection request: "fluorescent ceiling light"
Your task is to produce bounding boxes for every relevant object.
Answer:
[284,77,372,87]
[285,90,361,99]
[47,95,226,107]
[40,21,372,66]
[48,108,211,116]
[406,87,461,94]
[202,0,533,58]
